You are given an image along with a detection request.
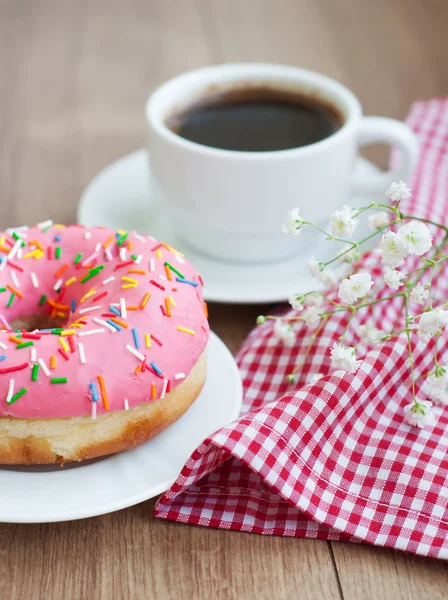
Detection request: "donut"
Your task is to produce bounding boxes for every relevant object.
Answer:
[0,222,209,464]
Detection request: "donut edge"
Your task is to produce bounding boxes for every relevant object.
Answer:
[0,350,207,465]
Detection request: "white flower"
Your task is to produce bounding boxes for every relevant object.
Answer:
[330,205,358,238]
[368,211,390,230]
[385,180,411,202]
[409,283,430,306]
[305,292,323,308]
[358,319,382,343]
[273,320,295,347]
[425,369,448,406]
[282,208,304,236]
[308,373,324,384]
[308,257,321,279]
[308,257,337,288]
[302,305,321,327]
[330,343,359,373]
[396,221,432,256]
[289,295,304,311]
[379,231,408,267]
[384,269,405,290]
[417,308,448,341]
[404,400,436,428]
[338,272,374,304]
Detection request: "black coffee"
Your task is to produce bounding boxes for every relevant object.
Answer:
[167,86,343,152]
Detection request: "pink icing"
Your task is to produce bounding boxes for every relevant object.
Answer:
[0,224,209,418]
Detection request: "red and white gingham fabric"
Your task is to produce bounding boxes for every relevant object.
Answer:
[155,99,448,559]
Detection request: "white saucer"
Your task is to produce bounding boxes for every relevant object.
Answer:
[78,150,378,304]
[0,332,242,523]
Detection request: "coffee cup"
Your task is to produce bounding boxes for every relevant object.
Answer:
[146,63,418,263]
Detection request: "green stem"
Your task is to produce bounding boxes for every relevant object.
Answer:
[401,214,448,234]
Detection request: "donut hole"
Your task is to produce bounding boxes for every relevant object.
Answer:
[10,313,66,332]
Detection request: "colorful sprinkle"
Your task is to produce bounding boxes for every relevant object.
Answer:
[5,379,14,403]
[125,345,145,362]
[7,284,23,298]
[132,328,140,349]
[164,262,185,279]
[110,317,128,329]
[38,358,50,376]
[176,277,198,287]
[150,279,165,291]
[89,381,99,402]
[150,361,162,376]
[120,298,127,319]
[31,364,39,381]
[7,387,27,404]
[0,362,29,375]
[58,348,70,361]
[97,375,110,410]
[77,328,105,337]
[78,343,86,364]
[16,342,34,349]
[177,326,195,335]
[140,292,151,309]
[150,334,163,347]
[51,377,67,384]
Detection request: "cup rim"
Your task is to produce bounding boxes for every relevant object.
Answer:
[146,63,362,159]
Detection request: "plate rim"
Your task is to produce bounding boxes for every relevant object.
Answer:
[0,331,242,524]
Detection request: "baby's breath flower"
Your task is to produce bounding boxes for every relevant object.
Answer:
[308,257,336,288]
[302,305,321,327]
[273,320,295,347]
[330,343,359,373]
[385,180,411,202]
[338,272,374,305]
[379,231,408,267]
[384,268,405,290]
[368,211,390,230]
[404,400,435,428]
[397,221,432,256]
[305,292,323,308]
[409,283,430,306]
[425,368,448,406]
[329,205,358,238]
[417,308,448,341]
[288,294,304,311]
[282,208,304,236]
[256,315,266,324]
[358,319,382,343]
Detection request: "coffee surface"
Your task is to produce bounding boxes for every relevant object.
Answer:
[167,86,343,152]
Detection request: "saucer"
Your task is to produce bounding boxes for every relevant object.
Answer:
[0,332,242,523]
[78,150,379,304]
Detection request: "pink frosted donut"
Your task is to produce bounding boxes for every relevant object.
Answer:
[0,222,209,464]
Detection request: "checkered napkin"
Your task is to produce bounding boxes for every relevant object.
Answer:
[155,99,448,560]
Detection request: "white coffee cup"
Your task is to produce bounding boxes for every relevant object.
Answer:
[146,63,418,263]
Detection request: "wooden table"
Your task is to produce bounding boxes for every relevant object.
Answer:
[1,1,448,598]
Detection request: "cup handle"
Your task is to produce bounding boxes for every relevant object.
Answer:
[353,116,419,194]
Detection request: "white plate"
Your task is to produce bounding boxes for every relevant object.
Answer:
[0,332,242,523]
[78,149,379,304]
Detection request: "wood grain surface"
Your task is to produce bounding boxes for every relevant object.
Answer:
[0,1,447,598]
